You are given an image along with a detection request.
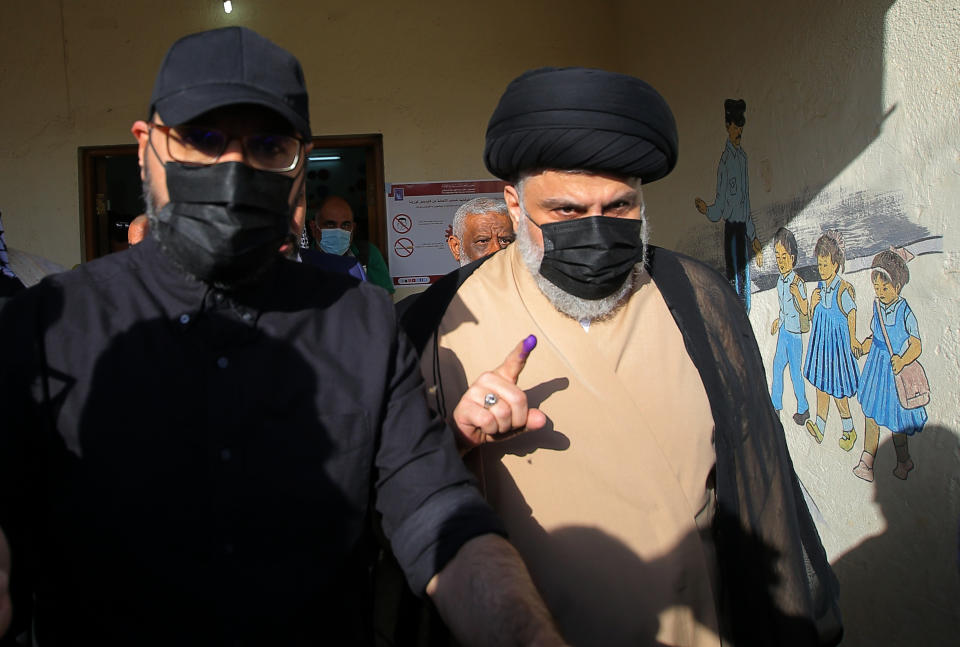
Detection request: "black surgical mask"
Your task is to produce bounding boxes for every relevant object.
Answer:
[153,162,296,286]
[534,215,644,300]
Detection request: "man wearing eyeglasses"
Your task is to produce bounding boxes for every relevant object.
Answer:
[446,197,516,267]
[0,27,562,647]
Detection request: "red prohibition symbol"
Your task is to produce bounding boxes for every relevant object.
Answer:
[394,237,415,257]
[392,214,412,234]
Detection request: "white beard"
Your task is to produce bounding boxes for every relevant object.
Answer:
[515,209,648,322]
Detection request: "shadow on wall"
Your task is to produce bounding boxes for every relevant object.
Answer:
[831,426,960,646]
[673,0,900,271]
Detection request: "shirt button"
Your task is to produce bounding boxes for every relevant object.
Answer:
[241,312,253,322]
[220,448,232,462]
[217,357,229,369]
[179,313,190,324]
[214,291,224,302]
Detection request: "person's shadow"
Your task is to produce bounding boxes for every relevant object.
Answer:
[383,442,841,647]
[7,267,386,646]
[830,426,960,646]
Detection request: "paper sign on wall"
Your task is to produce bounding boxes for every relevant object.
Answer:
[386,180,507,287]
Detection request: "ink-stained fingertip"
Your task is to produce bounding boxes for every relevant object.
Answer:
[520,334,537,358]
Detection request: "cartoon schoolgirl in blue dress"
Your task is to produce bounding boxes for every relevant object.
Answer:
[853,250,926,482]
[803,232,861,451]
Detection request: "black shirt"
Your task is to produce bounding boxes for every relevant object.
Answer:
[0,237,502,646]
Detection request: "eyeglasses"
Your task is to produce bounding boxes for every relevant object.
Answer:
[149,123,304,172]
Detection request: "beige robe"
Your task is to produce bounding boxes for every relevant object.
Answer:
[420,244,721,646]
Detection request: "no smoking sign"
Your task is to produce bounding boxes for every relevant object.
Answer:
[393,237,414,257]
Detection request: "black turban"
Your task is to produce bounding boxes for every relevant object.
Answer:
[484,67,678,184]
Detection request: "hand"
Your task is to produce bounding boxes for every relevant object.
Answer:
[694,197,708,215]
[891,354,906,375]
[811,288,821,311]
[752,238,763,267]
[770,318,779,335]
[789,280,802,300]
[451,336,547,454]
[852,339,862,360]
[860,337,872,355]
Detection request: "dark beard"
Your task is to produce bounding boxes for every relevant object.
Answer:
[142,162,158,227]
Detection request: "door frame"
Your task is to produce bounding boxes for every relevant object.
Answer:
[309,133,386,265]
[78,144,138,262]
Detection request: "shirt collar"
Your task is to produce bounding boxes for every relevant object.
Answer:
[880,297,902,315]
[823,273,841,292]
[725,139,744,157]
[779,270,796,285]
[133,234,280,327]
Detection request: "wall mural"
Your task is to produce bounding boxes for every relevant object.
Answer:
[766,233,930,483]
[691,100,942,486]
[803,231,861,453]
[695,98,762,312]
[769,228,810,427]
[854,248,929,481]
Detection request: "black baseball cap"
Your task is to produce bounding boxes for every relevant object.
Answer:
[149,26,311,139]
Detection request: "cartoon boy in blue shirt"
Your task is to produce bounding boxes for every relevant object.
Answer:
[770,227,810,425]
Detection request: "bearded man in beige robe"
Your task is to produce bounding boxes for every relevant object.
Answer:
[400,67,841,647]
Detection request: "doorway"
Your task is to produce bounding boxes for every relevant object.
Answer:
[303,134,386,268]
[79,145,142,261]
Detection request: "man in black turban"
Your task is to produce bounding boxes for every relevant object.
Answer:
[401,67,842,646]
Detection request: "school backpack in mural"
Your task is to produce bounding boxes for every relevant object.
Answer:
[793,275,810,333]
[876,300,930,409]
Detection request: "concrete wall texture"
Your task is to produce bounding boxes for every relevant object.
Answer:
[1,0,957,642]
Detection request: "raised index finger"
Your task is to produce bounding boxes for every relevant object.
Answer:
[494,334,537,384]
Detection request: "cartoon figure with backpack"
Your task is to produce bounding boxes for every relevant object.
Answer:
[852,248,929,482]
[803,230,861,451]
[769,227,811,426]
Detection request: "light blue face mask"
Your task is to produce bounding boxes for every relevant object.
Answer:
[319,227,351,255]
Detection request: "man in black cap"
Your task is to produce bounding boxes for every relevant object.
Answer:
[0,28,563,646]
[401,67,842,646]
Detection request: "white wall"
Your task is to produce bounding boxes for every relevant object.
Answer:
[616,0,960,642]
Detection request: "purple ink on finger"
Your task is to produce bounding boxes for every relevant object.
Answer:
[520,334,537,359]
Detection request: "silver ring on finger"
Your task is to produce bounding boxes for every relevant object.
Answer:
[483,392,498,409]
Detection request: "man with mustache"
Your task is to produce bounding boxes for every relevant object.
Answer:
[447,197,515,267]
[0,27,561,646]
[402,68,841,647]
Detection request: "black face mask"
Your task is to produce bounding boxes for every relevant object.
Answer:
[153,162,296,286]
[535,215,644,300]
